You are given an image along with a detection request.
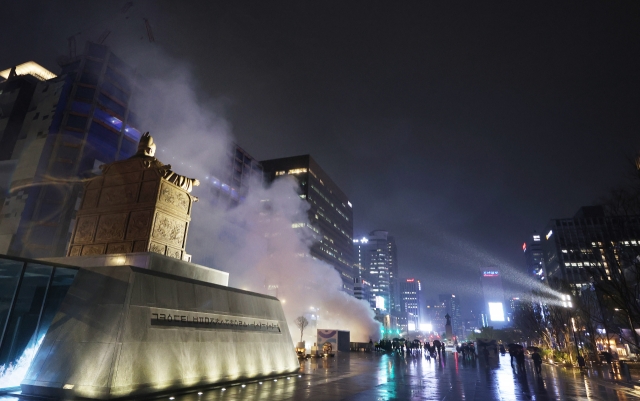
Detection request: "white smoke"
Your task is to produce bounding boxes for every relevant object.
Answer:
[128,49,381,344]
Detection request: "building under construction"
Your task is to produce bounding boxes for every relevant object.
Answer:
[0,42,144,258]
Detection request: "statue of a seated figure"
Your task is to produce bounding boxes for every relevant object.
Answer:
[130,132,200,193]
[67,132,200,259]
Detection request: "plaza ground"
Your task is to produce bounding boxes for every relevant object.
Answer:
[4,351,640,400]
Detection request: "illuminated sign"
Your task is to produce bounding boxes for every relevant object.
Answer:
[533,235,541,241]
[546,230,553,240]
[375,296,386,310]
[408,321,416,331]
[522,243,527,252]
[406,278,414,282]
[419,323,433,332]
[483,270,499,277]
[488,302,505,322]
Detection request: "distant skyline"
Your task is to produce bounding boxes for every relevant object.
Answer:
[2,1,639,312]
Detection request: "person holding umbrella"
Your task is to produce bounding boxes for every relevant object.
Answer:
[531,349,543,374]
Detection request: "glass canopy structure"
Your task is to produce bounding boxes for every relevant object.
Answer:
[0,255,78,390]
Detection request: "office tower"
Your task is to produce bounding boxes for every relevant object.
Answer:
[353,230,398,310]
[261,155,355,294]
[399,278,422,332]
[0,43,143,257]
[439,293,461,336]
[431,302,447,334]
[480,269,507,328]
[542,205,640,291]
[523,231,545,280]
[388,237,400,314]
[353,275,372,304]
[507,297,523,323]
[208,143,263,207]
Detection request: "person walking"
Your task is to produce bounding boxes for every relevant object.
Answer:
[509,346,516,367]
[531,350,542,375]
[516,349,526,374]
[603,350,614,373]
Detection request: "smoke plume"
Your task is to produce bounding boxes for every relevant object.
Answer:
[129,49,381,344]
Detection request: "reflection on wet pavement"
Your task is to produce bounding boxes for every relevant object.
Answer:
[2,352,640,400]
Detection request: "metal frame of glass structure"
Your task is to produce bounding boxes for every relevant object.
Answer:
[0,254,78,390]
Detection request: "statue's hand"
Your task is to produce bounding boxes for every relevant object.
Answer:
[193,179,200,187]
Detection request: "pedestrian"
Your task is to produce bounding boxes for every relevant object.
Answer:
[531,350,542,375]
[577,354,585,369]
[483,347,490,366]
[509,347,515,366]
[603,350,613,373]
[516,349,526,374]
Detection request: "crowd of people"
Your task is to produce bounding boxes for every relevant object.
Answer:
[371,338,449,358]
[368,338,547,377]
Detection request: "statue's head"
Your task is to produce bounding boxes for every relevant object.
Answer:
[137,132,156,156]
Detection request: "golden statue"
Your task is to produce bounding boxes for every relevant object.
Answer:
[68,131,199,260]
[131,132,200,193]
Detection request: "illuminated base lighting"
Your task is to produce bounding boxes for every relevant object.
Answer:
[0,336,45,389]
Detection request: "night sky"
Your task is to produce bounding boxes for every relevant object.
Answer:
[3,1,640,313]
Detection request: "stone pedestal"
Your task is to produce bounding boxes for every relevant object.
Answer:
[67,158,195,261]
[21,253,299,399]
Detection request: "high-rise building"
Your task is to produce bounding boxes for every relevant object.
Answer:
[353,230,398,310]
[480,269,507,328]
[439,293,461,336]
[431,302,447,334]
[507,297,523,324]
[523,231,545,281]
[542,205,640,291]
[388,237,400,314]
[0,43,143,258]
[399,278,422,332]
[261,155,354,294]
[208,143,263,207]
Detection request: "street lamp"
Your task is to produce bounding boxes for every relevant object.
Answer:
[562,294,581,357]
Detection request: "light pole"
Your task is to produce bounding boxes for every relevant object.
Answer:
[562,294,581,357]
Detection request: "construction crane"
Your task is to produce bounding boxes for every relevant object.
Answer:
[97,29,111,45]
[65,1,135,59]
[143,18,155,42]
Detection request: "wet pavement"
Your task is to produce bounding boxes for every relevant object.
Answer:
[3,351,640,400]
